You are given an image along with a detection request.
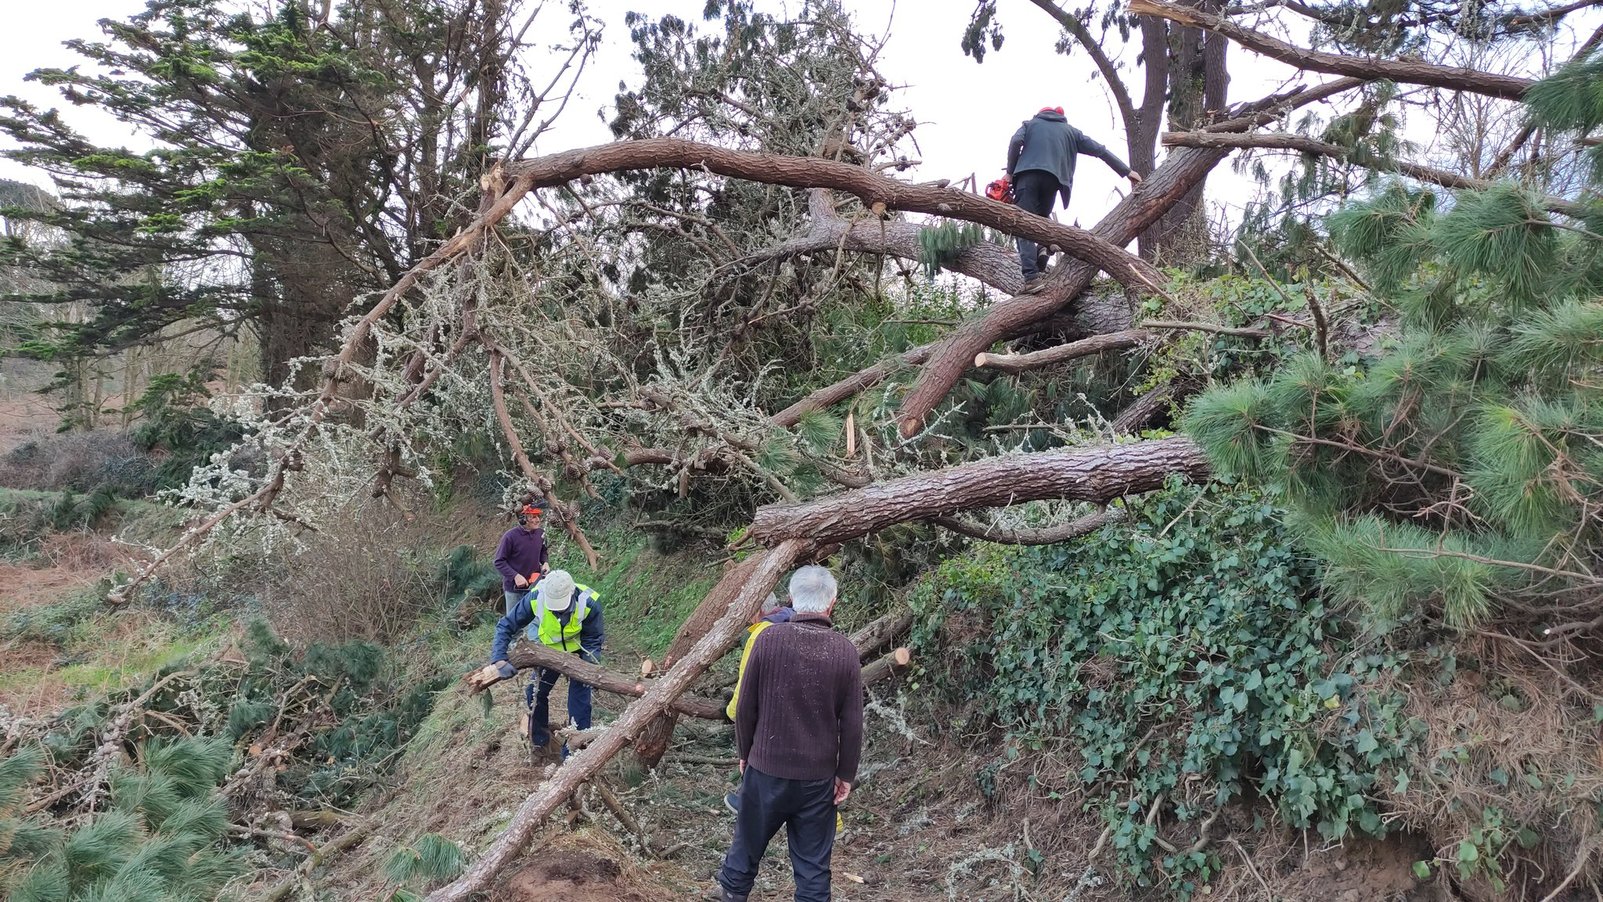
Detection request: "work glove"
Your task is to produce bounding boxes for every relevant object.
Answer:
[466,660,518,690]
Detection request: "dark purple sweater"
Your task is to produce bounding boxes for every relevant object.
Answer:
[734,614,864,784]
[493,527,548,592]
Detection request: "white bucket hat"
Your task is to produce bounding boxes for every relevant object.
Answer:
[538,570,577,612]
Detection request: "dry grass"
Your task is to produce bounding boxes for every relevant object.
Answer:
[1367,636,1603,900]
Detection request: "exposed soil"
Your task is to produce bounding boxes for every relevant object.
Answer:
[500,845,656,902]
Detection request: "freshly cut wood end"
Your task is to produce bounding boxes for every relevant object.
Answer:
[892,646,912,666]
[640,658,655,676]
[974,352,992,368]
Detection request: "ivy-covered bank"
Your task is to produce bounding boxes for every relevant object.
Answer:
[911,480,1589,897]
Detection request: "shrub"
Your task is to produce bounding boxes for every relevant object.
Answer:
[258,501,451,645]
[0,429,156,496]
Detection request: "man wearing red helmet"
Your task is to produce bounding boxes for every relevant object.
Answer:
[493,494,551,614]
[1006,106,1142,289]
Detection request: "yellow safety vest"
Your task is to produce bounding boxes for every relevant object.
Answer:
[726,619,776,721]
[526,584,597,652]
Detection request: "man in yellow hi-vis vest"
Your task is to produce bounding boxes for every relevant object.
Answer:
[483,569,605,757]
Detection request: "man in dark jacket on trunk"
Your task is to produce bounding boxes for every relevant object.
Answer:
[712,565,864,902]
[1007,107,1142,286]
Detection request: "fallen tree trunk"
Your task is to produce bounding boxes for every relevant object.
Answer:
[861,647,912,687]
[755,189,1028,295]
[425,539,811,902]
[631,552,779,765]
[749,437,1210,546]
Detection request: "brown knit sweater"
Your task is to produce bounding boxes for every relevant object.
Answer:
[734,613,865,784]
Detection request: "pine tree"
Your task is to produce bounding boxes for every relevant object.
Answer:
[1185,54,1603,632]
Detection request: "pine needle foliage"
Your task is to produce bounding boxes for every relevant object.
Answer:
[916,221,994,278]
[384,832,466,891]
[0,738,241,902]
[1185,63,1603,631]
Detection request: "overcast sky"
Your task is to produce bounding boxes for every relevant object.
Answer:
[0,1,1589,228]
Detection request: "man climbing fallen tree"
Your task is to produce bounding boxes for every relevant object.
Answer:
[470,569,605,758]
[1006,106,1142,288]
[712,565,864,902]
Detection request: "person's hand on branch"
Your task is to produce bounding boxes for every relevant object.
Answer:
[1127,171,1144,186]
[466,660,517,691]
[833,778,852,805]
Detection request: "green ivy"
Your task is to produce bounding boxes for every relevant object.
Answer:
[916,480,1420,895]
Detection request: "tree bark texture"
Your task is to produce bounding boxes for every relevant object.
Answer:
[1129,0,1534,100]
[504,138,1165,294]
[860,647,912,687]
[748,437,1210,546]
[846,608,915,661]
[425,539,811,902]
[933,507,1127,545]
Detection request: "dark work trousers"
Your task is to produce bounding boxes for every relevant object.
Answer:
[1012,169,1061,279]
[526,662,592,748]
[718,765,838,902]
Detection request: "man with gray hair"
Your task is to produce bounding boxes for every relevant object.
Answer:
[713,565,864,902]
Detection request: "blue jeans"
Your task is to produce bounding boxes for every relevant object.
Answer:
[503,589,524,616]
[718,765,837,902]
[526,662,592,749]
[1013,169,1061,279]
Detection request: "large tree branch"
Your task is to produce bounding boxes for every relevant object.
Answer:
[496,643,729,720]
[892,146,1217,437]
[1129,0,1535,100]
[504,138,1165,293]
[754,189,1026,294]
[1162,130,1586,216]
[749,437,1209,546]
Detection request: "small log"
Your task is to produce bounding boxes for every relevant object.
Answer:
[861,647,912,687]
[475,644,728,721]
[848,609,914,661]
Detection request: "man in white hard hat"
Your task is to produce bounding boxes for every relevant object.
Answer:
[478,569,605,757]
